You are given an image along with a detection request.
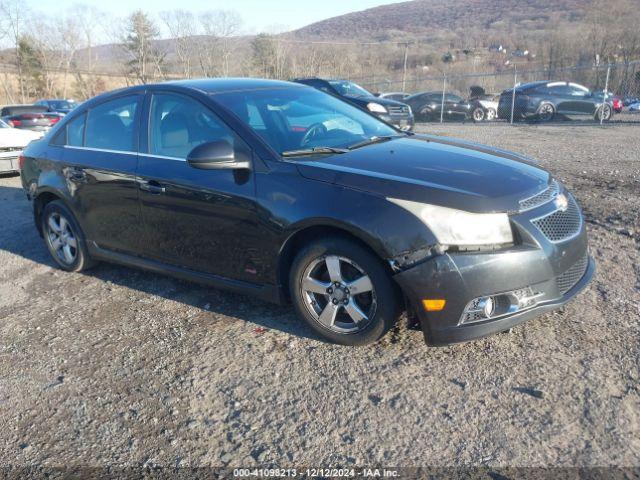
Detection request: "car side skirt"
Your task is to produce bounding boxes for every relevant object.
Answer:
[87,243,285,305]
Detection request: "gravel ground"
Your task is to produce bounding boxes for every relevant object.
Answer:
[0,124,639,474]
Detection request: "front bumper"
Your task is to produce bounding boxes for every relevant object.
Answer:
[394,196,594,345]
[376,113,415,131]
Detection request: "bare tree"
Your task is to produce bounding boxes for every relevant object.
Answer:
[160,9,197,78]
[197,10,242,77]
[1,0,28,102]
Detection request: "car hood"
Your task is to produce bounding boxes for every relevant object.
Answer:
[295,135,551,213]
[0,128,42,148]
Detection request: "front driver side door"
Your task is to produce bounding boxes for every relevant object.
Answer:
[136,91,261,283]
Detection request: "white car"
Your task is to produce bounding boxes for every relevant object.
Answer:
[629,102,640,112]
[0,119,42,174]
[477,95,499,120]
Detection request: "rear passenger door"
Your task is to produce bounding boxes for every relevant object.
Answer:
[60,94,144,255]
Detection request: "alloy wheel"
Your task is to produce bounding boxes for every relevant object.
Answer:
[472,107,485,122]
[45,212,78,265]
[300,255,377,333]
[538,104,555,122]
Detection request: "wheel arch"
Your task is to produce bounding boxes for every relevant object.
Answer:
[32,189,69,237]
[276,222,394,300]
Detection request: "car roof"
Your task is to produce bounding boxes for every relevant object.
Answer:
[165,78,305,94]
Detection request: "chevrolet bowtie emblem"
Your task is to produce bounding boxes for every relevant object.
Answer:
[555,193,569,212]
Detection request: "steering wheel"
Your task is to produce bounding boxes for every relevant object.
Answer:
[301,123,328,146]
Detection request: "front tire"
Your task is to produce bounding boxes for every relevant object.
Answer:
[289,237,400,346]
[41,200,95,272]
[595,104,612,121]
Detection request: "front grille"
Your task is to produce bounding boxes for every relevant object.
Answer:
[519,180,559,211]
[556,254,589,295]
[532,195,582,242]
[387,105,410,116]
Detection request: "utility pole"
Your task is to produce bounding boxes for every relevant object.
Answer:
[401,43,409,93]
[510,63,517,125]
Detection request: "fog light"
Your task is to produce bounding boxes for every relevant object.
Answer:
[478,297,495,318]
[460,287,543,325]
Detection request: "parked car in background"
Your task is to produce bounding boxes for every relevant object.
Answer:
[404,92,474,122]
[498,81,613,122]
[292,78,414,131]
[34,99,78,115]
[595,91,623,113]
[377,92,410,102]
[1,105,58,132]
[0,119,41,174]
[622,96,640,107]
[19,78,593,346]
[468,94,500,122]
[629,102,640,112]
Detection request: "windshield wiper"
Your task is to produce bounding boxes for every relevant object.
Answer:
[347,135,402,150]
[281,146,349,157]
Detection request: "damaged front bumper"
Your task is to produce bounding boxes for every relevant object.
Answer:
[393,224,594,345]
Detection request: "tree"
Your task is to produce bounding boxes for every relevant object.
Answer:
[122,10,164,83]
[160,9,197,78]
[197,10,242,77]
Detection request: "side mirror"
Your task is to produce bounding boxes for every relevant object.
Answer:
[187,140,251,170]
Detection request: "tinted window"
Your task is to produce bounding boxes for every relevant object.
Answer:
[149,93,240,159]
[547,84,571,95]
[85,96,139,152]
[67,113,86,147]
[214,87,397,154]
[446,94,463,103]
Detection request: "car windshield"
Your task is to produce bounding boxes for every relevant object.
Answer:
[213,87,399,155]
[328,80,372,98]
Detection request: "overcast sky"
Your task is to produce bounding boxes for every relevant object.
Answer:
[31,0,406,35]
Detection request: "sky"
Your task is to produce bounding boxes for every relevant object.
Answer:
[31,0,407,35]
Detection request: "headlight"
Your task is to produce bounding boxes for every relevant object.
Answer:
[388,198,513,246]
[367,102,388,114]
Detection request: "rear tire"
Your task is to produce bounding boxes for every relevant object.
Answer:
[537,103,555,122]
[289,236,400,346]
[41,200,95,272]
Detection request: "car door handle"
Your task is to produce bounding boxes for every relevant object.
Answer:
[139,180,166,194]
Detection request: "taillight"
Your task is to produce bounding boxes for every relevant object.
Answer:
[18,155,25,171]
[8,119,21,127]
[49,117,61,125]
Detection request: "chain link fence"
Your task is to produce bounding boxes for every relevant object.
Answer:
[357,61,640,125]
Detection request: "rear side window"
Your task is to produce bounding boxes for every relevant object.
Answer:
[85,96,140,152]
[67,113,86,146]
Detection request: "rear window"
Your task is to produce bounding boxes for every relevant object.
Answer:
[2,105,49,116]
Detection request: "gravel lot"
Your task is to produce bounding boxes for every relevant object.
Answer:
[0,124,639,474]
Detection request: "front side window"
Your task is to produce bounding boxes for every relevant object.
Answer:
[213,87,398,154]
[85,96,139,152]
[149,93,239,159]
